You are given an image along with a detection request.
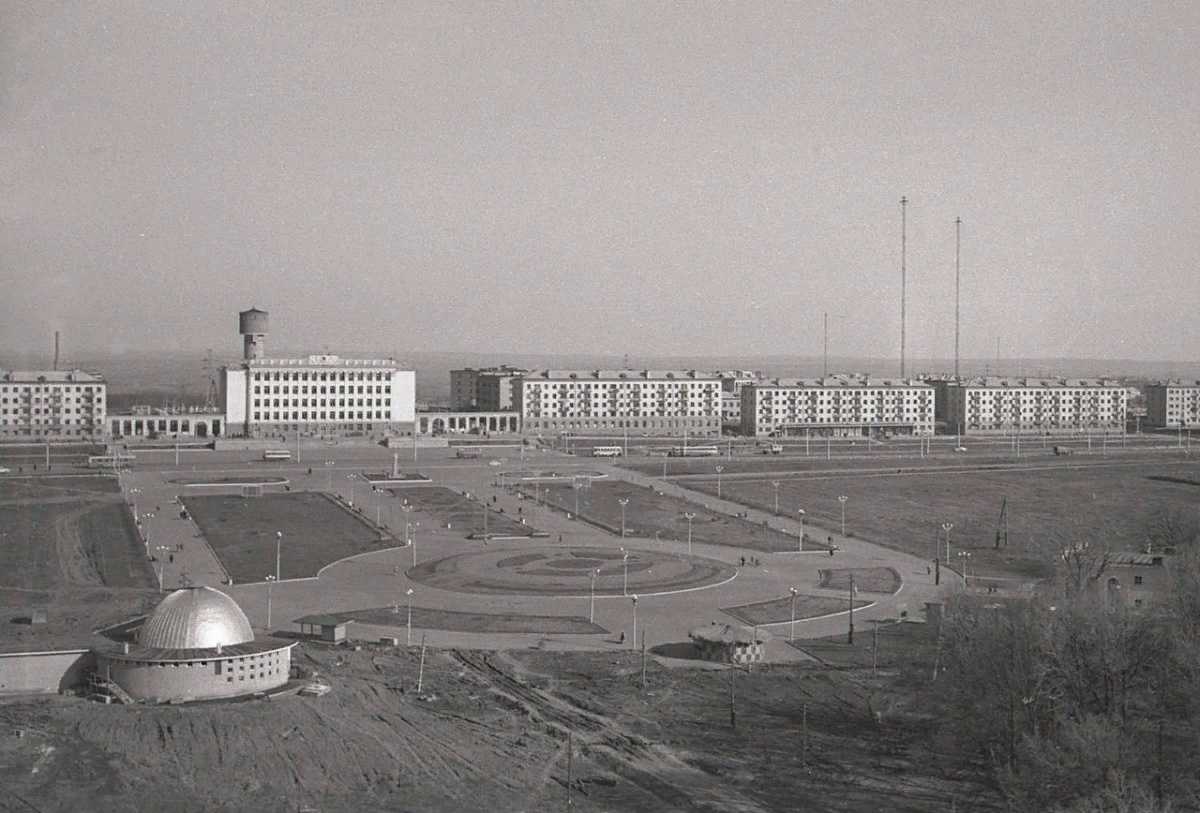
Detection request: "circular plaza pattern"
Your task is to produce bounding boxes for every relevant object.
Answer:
[406,546,735,597]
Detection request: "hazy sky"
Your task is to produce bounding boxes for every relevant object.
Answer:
[3,2,1198,364]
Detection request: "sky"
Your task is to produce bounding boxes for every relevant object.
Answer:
[2,2,1198,365]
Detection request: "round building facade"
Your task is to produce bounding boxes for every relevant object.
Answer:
[94,587,293,703]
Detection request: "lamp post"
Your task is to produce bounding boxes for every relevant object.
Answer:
[129,488,141,523]
[589,569,599,623]
[572,482,583,519]
[789,587,798,642]
[265,574,276,628]
[957,551,972,587]
[621,547,629,596]
[630,595,638,650]
[406,588,413,646]
[275,531,282,581]
[838,495,847,537]
[618,498,629,539]
[798,508,805,552]
[155,545,171,593]
[942,522,954,565]
[715,465,724,499]
[324,461,334,491]
[481,500,488,540]
[771,481,780,516]
[848,573,855,644]
[684,512,696,556]
[402,504,415,565]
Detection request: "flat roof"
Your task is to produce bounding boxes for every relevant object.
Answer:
[749,378,932,389]
[524,370,720,381]
[2,369,105,384]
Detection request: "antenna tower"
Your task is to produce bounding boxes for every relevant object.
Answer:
[900,196,907,378]
[955,217,961,378]
[202,349,219,411]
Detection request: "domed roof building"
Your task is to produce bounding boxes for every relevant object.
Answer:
[94,587,294,703]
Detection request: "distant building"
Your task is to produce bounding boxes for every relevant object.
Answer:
[1144,381,1200,429]
[740,375,934,438]
[450,366,530,411]
[108,409,224,440]
[514,370,722,436]
[1098,552,1172,609]
[222,355,416,440]
[935,377,1126,436]
[716,371,764,432]
[0,369,106,442]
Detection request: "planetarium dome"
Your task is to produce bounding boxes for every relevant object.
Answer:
[138,586,255,650]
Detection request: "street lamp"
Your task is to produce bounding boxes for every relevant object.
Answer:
[631,595,639,649]
[797,508,805,552]
[275,531,282,581]
[683,512,696,556]
[771,481,780,516]
[590,568,599,623]
[838,495,847,537]
[957,551,972,587]
[618,498,629,539]
[715,465,724,499]
[406,588,414,646]
[621,547,629,596]
[789,587,798,642]
[942,522,954,565]
[572,481,584,518]
[155,545,171,593]
[848,573,856,644]
[324,461,334,491]
[346,474,355,505]
[481,500,489,540]
[265,574,276,628]
[401,503,415,565]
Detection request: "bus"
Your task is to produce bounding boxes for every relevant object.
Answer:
[668,445,719,457]
[591,446,624,458]
[86,453,136,469]
[262,449,292,461]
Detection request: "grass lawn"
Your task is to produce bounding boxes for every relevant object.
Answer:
[791,619,938,672]
[391,485,536,538]
[689,459,1200,580]
[0,477,151,592]
[182,492,390,583]
[723,594,871,626]
[336,606,607,635]
[535,479,821,553]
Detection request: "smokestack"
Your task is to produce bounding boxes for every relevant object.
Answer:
[54,332,60,371]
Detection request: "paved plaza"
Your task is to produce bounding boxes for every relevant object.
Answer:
[119,444,955,662]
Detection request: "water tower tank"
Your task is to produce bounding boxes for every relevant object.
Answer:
[239,308,269,360]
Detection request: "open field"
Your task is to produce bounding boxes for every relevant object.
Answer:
[182,492,390,583]
[0,639,1000,811]
[534,478,826,553]
[686,459,1200,581]
[392,484,538,538]
[0,476,153,594]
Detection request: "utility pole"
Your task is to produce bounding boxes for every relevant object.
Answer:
[848,573,855,644]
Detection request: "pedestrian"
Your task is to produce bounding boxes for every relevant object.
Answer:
[169,554,174,564]
[829,548,834,556]
[558,533,563,543]
[927,565,931,575]
[739,556,745,567]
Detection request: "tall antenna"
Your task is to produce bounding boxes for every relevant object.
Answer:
[900,196,907,378]
[54,331,60,371]
[823,312,828,379]
[954,217,962,378]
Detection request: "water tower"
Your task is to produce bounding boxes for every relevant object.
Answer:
[239,308,269,360]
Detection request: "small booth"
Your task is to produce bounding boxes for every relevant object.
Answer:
[688,623,765,665]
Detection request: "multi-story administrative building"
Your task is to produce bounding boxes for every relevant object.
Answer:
[0,369,106,441]
[450,366,530,411]
[1144,381,1200,428]
[514,370,722,435]
[222,355,415,439]
[740,375,935,438]
[937,378,1127,435]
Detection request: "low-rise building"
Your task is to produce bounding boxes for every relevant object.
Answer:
[514,370,722,436]
[1144,381,1200,429]
[740,375,934,438]
[0,369,106,442]
[936,377,1126,435]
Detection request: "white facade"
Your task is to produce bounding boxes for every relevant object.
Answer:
[222,355,415,438]
[514,370,722,435]
[942,378,1126,435]
[0,370,106,441]
[740,376,935,437]
[1144,381,1200,429]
